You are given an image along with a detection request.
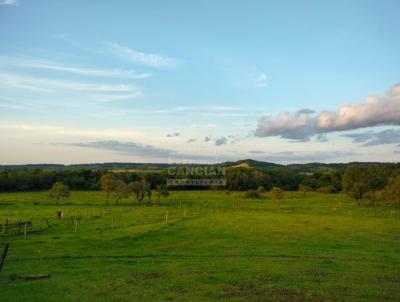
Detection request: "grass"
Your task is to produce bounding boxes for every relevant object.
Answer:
[0,190,399,301]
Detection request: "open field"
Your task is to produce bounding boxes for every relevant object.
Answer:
[0,191,399,301]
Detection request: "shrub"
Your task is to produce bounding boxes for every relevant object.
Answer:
[364,190,384,204]
[317,185,335,194]
[270,187,284,200]
[298,184,311,197]
[257,186,265,193]
[383,176,400,205]
[244,189,260,198]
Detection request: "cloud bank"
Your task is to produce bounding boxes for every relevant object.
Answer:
[255,84,400,140]
[55,140,176,158]
[54,140,218,161]
[343,128,400,146]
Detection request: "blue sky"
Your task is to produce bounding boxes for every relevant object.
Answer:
[0,0,399,164]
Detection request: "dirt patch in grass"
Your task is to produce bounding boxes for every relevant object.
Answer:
[219,283,330,302]
[130,271,164,280]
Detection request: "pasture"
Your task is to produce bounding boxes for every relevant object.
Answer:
[0,190,399,301]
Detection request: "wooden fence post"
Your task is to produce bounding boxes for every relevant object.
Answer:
[74,219,78,233]
[165,211,169,223]
[183,208,187,219]
[18,218,22,234]
[0,243,10,272]
[24,223,27,237]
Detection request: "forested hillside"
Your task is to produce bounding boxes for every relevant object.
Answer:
[0,160,398,195]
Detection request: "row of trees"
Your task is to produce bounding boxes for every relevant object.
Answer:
[0,166,341,192]
[2,163,400,205]
[99,174,169,206]
[47,174,170,206]
[45,166,400,206]
[0,169,166,192]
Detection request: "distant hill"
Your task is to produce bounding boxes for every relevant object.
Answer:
[0,160,396,174]
[0,162,170,171]
[224,159,394,174]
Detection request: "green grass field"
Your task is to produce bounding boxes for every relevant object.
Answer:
[0,191,399,301]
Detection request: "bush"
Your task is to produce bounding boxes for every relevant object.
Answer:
[364,190,384,203]
[257,186,265,193]
[298,184,311,197]
[317,185,335,194]
[382,176,400,205]
[270,187,284,200]
[244,189,260,198]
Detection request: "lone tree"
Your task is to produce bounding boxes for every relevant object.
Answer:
[298,184,310,197]
[113,180,130,206]
[143,182,152,206]
[155,185,170,205]
[100,173,116,205]
[129,180,150,206]
[49,182,70,205]
[129,181,143,204]
[342,166,371,200]
[270,186,284,200]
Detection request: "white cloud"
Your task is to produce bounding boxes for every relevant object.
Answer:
[0,0,18,6]
[255,73,267,87]
[107,42,179,68]
[0,57,151,79]
[0,97,53,113]
[0,72,143,101]
[256,109,316,140]
[256,83,400,140]
[317,84,400,131]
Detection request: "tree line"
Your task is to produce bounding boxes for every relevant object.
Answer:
[47,174,170,206]
[0,167,334,192]
[1,164,399,205]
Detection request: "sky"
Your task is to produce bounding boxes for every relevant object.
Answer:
[0,0,399,164]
